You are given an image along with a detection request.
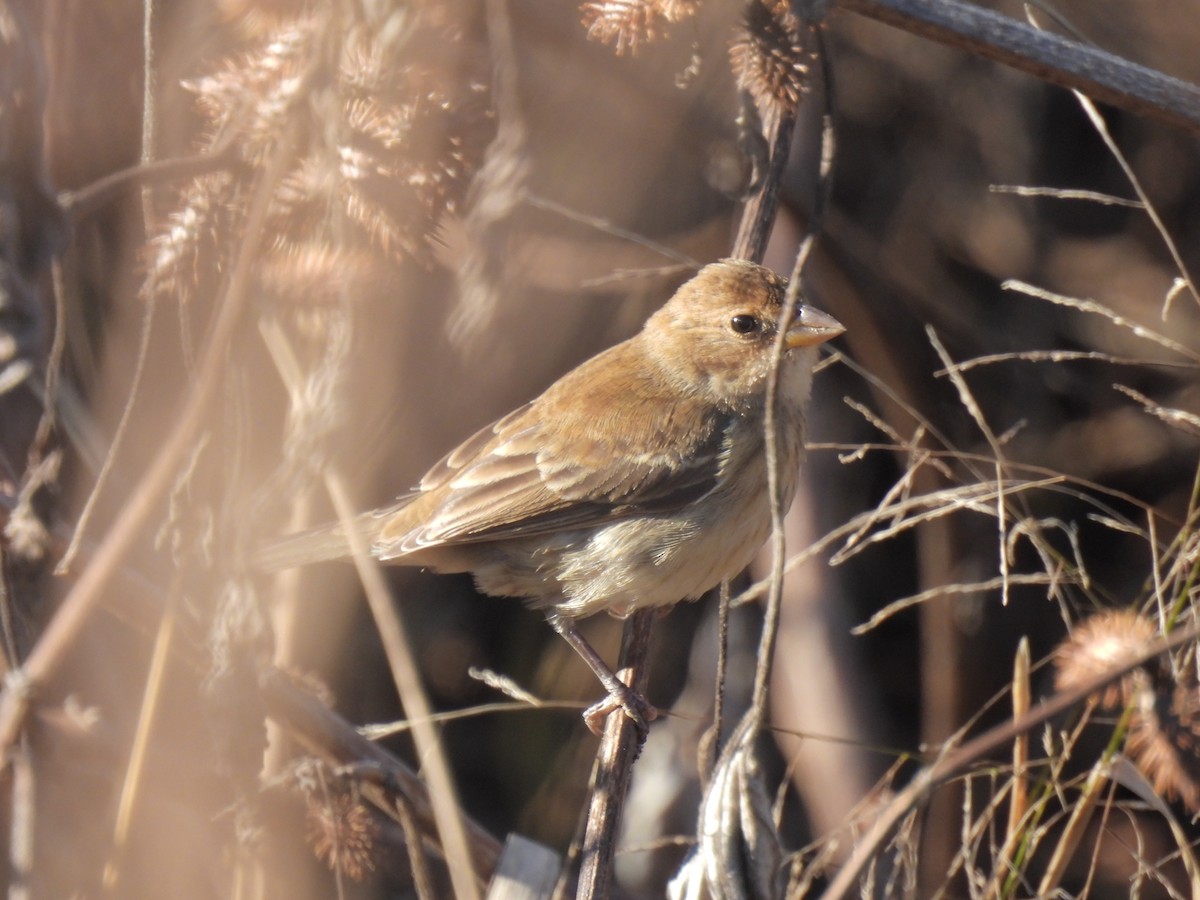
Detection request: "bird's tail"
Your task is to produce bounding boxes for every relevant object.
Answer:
[254,513,379,572]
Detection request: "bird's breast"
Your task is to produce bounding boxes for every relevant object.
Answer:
[445,408,807,620]
[547,411,806,618]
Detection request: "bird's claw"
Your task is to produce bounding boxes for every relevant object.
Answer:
[583,685,658,738]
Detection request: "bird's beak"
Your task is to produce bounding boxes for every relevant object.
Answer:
[785,306,845,348]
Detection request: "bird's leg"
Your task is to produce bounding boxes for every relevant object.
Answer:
[548,614,658,737]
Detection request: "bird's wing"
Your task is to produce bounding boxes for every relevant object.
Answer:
[376,391,734,556]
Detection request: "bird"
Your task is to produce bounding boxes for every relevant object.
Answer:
[259,258,844,733]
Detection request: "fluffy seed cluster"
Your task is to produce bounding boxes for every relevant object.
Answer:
[577,0,815,121]
[579,0,700,56]
[729,0,815,119]
[142,6,492,305]
[1055,609,1200,811]
[305,789,379,883]
[1054,609,1158,706]
[1126,681,1200,811]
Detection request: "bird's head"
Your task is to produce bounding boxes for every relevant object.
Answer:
[643,258,844,408]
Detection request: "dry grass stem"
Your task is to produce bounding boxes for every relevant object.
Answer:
[100,604,176,894]
[1002,281,1200,362]
[261,324,481,899]
[851,574,1069,636]
[1035,760,1110,897]
[980,638,1031,900]
[927,327,1013,605]
[1065,82,1200,309]
[1114,385,1200,436]
[936,349,1200,375]
[987,184,1145,206]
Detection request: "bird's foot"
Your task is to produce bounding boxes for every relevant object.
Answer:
[548,613,658,738]
[583,684,658,738]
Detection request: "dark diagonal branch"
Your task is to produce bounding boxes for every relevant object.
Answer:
[838,0,1200,133]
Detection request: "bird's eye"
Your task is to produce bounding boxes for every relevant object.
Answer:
[730,314,758,335]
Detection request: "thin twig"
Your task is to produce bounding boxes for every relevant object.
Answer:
[393,791,440,900]
[700,582,731,782]
[27,258,70,475]
[100,600,176,895]
[139,0,157,228]
[55,282,158,575]
[1001,280,1200,362]
[522,193,700,269]
[752,44,835,712]
[927,327,1012,604]
[988,184,1143,207]
[329,473,482,900]
[58,143,238,221]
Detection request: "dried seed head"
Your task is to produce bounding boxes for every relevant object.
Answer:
[185,17,318,166]
[656,0,701,24]
[140,172,231,304]
[1126,684,1200,812]
[306,790,379,883]
[146,5,493,298]
[256,243,387,308]
[217,0,309,37]
[581,0,664,55]
[729,0,814,118]
[1054,608,1159,708]
[580,0,699,55]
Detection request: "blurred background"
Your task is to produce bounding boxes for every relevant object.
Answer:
[2,0,1199,896]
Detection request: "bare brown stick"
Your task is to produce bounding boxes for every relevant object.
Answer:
[0,116,301,753]
[8,736,32,900]
[837,0,1200,134]
[730,104,796,264]
[576,608,656,899]
[819,620,1200,900]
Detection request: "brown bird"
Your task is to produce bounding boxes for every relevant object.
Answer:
[260,259,844,732]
